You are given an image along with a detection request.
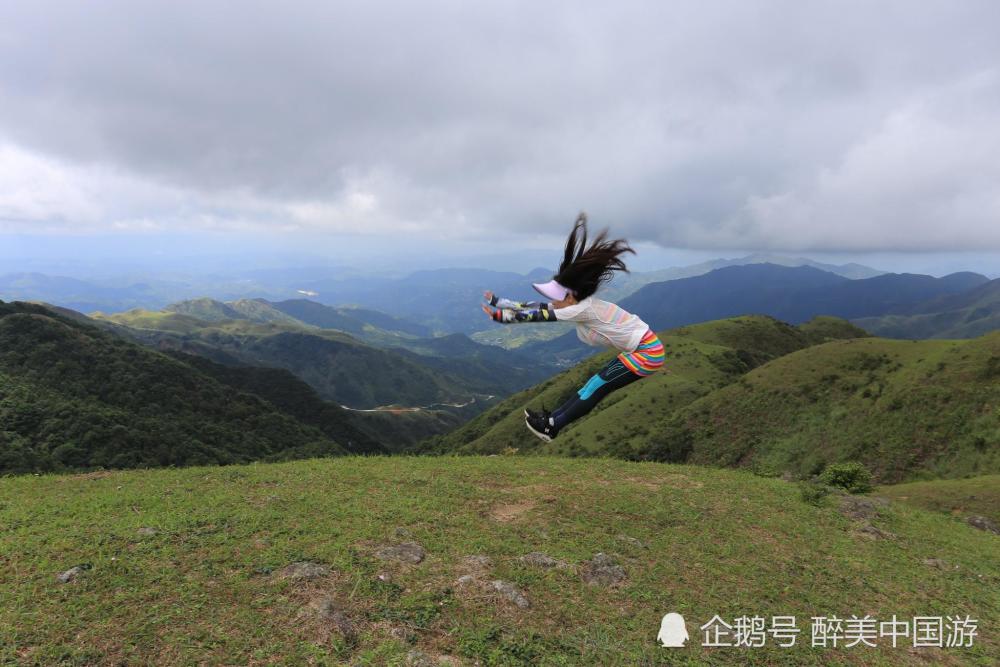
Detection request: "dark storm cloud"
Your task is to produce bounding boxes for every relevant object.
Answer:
[1,0,999,250]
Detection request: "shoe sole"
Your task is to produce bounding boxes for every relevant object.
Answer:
[524,416,552,442]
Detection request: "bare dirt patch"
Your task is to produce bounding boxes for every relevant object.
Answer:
[490,500,537,522]
[656,473,705,489]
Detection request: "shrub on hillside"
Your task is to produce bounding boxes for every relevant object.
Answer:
[819,461,874,494]
[798,480,833,506]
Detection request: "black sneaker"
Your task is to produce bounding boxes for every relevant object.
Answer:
[525,411,559,442]
[523,405,549,420]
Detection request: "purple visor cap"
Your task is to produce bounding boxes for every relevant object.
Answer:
[532,279,572,301]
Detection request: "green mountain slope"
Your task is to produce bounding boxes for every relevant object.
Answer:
[0,301,354,473]
[853,278,1000,339]
[880,475,1000,525]
[164,297,247,322]
[163,296,433,339]
[1,457,996,665]
[420,316,865,458]
[94,303,550,410]
[163,352,457,453]
[421,315,998,484]
[168,351,467,452]
[670,333,1000,482]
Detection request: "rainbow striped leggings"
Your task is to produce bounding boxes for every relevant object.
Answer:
[550,329,665,431]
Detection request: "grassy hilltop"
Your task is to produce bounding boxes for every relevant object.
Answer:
[1,457,997,666]
[674,333,1000,482]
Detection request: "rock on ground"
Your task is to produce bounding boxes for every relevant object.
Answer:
[855,522,895,540]
[580,553,626,586]
[838,495,889,520]
[519,552,568,569]
[461,554,492,570]
[276,561,331,580]
[455,574,476,587]
[304,596,355,640]
[967,515,1000,534]
[56,565,90,583]
[375,542,426,564]
[490,580,530,608]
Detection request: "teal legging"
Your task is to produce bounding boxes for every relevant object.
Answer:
[551,357,641,430]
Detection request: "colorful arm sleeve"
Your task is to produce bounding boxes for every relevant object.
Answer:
[488,294,545,310]
[486,294,558,323]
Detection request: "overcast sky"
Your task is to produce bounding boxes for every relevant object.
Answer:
[1,1,999,274]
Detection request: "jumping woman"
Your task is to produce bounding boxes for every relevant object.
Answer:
[481,213,665,441]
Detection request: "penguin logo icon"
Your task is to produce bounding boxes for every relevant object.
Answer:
[657,612,689,647]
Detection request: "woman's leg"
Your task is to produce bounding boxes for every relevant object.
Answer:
[548,357,642,432]
[549,331,665,433]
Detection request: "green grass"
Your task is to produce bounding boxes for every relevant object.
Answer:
[2,457,997,665]
[880,476,1000,525]
[676,333,1000,482]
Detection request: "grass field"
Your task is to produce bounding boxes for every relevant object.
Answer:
[880,475,1000,525]
[2,457,997,665]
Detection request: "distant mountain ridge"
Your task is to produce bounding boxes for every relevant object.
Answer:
[1,254,886,335]
[621,264,989,330]
[89,298,554,411]
[163,297,432,338]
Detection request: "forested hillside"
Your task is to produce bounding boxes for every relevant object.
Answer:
[0,301,362,472]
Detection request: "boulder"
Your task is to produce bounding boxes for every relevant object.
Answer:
[519,552,568,569]
[304,596,355,641]
[375,542,426,564]
[277,561,331,580]
[838,495,889,521]
[967,515,1000,534]
[490,580,530,608]
[56,564,90,583]
[580,553,626,586]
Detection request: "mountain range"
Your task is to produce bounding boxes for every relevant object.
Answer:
[88,298,552,411]
[0,253,887,333]
[853,277,1000,339]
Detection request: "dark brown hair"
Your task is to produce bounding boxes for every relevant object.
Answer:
[554,212,634,300]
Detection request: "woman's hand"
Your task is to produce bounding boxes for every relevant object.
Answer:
[481,304,496,320]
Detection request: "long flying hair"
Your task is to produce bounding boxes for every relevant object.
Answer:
[554,212,635,300]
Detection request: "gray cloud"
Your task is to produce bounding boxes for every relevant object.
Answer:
[1,0,999,251]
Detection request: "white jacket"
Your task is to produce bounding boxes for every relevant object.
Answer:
[554,296,649,353]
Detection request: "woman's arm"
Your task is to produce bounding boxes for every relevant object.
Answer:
[484,291,544,310]
[481,290,558,323]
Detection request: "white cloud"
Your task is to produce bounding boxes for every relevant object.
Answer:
[0,1,998,252]
[732,70,1000,250]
